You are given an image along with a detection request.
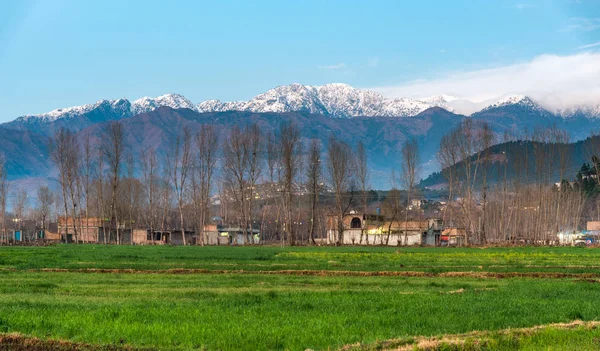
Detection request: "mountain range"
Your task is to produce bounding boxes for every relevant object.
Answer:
[1,83,600,197]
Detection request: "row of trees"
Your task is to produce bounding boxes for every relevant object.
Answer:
[12,116,594,247]
[43,121,424,246]
[437,119,591,244]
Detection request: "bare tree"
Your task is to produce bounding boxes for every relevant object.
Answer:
[13,187,28,238]
[478,123,494,244]
[94,147,108,243]
[438,131,460,225]
[246,124,262,241]
[167,127,193,245]
[0,159,7,243]
[356,141,370,244]
[141,148,159,242]
[265,130,283,242]
[36,185,54,238]
[193,125,218,245]
[266,131,279,183]
[279,122,302,246]
[326,136,355,245]
[80,131,94,242]
[51,128,80,242]
[223,126,249,244]
[306,139,322,244]
[102,121,125,243]
[400,139,419,245]
[125,152,135,244]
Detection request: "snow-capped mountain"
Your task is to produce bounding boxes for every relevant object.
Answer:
[477,95,600,120]
[479,95,547,113]
[8,84,600,130]
[196,83,453,118]
[14,93,197,124]
[131,94,198,115]
[17,98,132,123]
[556,104,600,119]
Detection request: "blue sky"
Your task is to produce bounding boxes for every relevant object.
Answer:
[0,0,599,119]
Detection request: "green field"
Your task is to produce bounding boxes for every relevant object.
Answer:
[1,245,600,350]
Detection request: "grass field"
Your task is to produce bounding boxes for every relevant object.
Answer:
[1,245,600,350]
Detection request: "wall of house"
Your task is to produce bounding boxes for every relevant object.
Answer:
[205,231,229,245]
[132,229,148,244]
[333,229,424,246]
[587,221,600,231]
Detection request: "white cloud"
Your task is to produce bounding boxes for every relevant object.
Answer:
[318,63,346,70]
[561,17,600,32]
[576,42,600,50]
[372,52,600,114]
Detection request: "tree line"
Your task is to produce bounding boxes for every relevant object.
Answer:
[8,120,421,246]
[3,117,597,246]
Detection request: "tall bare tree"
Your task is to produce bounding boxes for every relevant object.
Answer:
[141,148,159,242]
[191,125,219,245]
[94,147,108,243]
[400,139,419,245]
[167,127,193,245]
[51,128,80,241]
[279,122,302,246]
[478,123,494,244]
[0,158,7,243]
[223,126,249,243]
[306,139,322,244]
[80,131,94,242]
[246,124,262,241]
[356,141,370,244]
[36,185,54,238]
[438,130,460,225]
[13,187,28,238]
[326,136,355,245]
[266,131,279,184]
[125,152,135,244]
[102,121,125,244]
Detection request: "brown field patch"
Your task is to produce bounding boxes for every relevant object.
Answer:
[340,320,600,351]
[0,333,146,351]
[31,268,600,279]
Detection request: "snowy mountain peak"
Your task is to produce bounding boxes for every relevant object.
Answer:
[15,93,199,124]
[196,83,452,118]
[17,98,131,123]
[556,104,600,119]
[18,84,600,126]
[481,95,543,112]
[131,93,197,115]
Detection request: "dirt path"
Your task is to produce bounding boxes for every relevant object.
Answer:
[0,333,148,351]
[339,320,600,351]
[14,268,600,279]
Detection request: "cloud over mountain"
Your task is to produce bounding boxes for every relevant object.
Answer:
[372,52,600,115]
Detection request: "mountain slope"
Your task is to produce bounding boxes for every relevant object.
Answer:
[0,128,51,180]
[420,137,596,189]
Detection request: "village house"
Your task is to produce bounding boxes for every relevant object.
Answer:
[326,212,444,246]
[440,227,467,246]
[58,217,106,243]
[204,224,260,245]
[59,217,150,244]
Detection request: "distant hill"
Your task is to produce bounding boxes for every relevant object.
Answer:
[420,137,597,189]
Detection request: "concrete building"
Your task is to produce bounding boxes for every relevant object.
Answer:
[326,213,443,246]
